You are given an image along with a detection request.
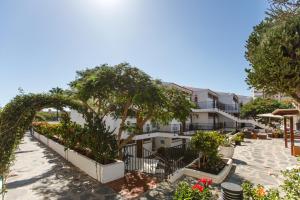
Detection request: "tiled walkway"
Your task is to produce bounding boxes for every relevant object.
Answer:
[5,134,299,200]
[6,133,122,200]
[227,138,298,187]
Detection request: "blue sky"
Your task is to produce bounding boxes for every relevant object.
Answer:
[0,0,269,107]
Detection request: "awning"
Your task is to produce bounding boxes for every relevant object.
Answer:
[272,109,299,116]
[257,113,283,119]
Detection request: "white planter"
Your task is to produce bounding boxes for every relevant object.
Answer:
[184,158,233,184]
[48,139,67,159]
[99,160,124,183]
[169,158,233,184]
[218,146,234,159]
[33,132,40,139]
[39,134,48,145]
[32,131,125,183]
[67,149,100,180]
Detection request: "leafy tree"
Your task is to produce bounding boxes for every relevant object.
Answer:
[164,87,195,133]
[240,98,293,119]
[49,87,65,120]
[70,63,194,153]
[245,1,300,103]
[191,131,223,169]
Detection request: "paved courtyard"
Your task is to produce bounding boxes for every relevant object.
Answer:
[5,134,299,200]
[6,133,122,200]
[142,138,299,199]
[227,138,299,188]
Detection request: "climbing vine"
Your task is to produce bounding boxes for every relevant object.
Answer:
[0,94,88,186]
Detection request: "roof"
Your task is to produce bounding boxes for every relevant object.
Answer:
[162,82,193,94]
[183,86,219,97]
[257,113,283,119]
[272,109,300,116]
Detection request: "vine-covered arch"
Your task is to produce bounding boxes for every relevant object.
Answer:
[0,94,87,177]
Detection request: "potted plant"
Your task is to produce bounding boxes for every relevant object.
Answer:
[233,135,242,146]
[218,136,234,158]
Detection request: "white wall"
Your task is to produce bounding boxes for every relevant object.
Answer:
[191,113,208,124]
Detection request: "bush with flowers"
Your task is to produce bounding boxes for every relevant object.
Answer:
[173,178,213,200]
[242,162,300,200]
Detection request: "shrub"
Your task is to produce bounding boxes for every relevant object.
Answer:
[191,131,223,168]
[242,181,280,200]
[174,178,213,200]
[242,162,300,200]
[220,135,232,147]
[281,167,300,199]
[237,132,245,141]
[232,135,243,144]
[59,113,83,149]
[82,116,118,164]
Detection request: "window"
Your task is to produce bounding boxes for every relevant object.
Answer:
[160,140,165,144]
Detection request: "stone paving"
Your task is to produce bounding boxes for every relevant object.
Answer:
[227,138,298,188]
[140,138,299,199]
[5,134,299,200]
[6,133,122,200]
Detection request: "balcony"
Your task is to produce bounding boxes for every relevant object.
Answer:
[196,101,240,113]
[186,122,241,131]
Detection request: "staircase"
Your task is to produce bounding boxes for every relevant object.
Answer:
[211,108,270,130]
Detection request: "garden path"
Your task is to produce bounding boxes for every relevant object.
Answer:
[5,133,122,200]
[227,138,298,188]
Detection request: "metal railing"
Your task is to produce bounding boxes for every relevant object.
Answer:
[186,122,241,131]
[197,101,240,113]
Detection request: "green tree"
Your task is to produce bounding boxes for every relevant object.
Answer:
[191,131,223,169]
[245,1,300,104]
[70,63,194,153]
[164,87,195,133]
[49,87,64,120]
[240,98,293,119]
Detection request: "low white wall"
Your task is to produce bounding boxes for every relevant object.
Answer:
[33,131,124,183]
[169,158,233,184]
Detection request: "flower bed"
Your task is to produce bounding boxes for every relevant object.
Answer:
[169,158,233,184]
[184,158,232,184]
[33,131,124,183]
[174,178,213,200]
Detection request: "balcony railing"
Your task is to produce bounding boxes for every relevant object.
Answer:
[186,122,241,131]
[196,101,240,113]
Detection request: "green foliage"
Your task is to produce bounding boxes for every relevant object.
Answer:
[32,122,61,138]
[232,135,243,143]
[191,131,223,167]
[242,181,280,200]
[220,135,232,147]
[82,115,117,164]
[33,114,117,164]
[70,63,194,150]
[0,93,87,181]
[34,111,62,122]
[240,98,293,119]
[281,167,300,199]
[173,181,213,200]
[242,162,300,200]
[164,87,195,127]
[59,113,84,150]
[245,5,300,103]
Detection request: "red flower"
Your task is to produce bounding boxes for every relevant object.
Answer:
[197,178,213,187]
[207,179,213,186]
[192,184,204,192]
